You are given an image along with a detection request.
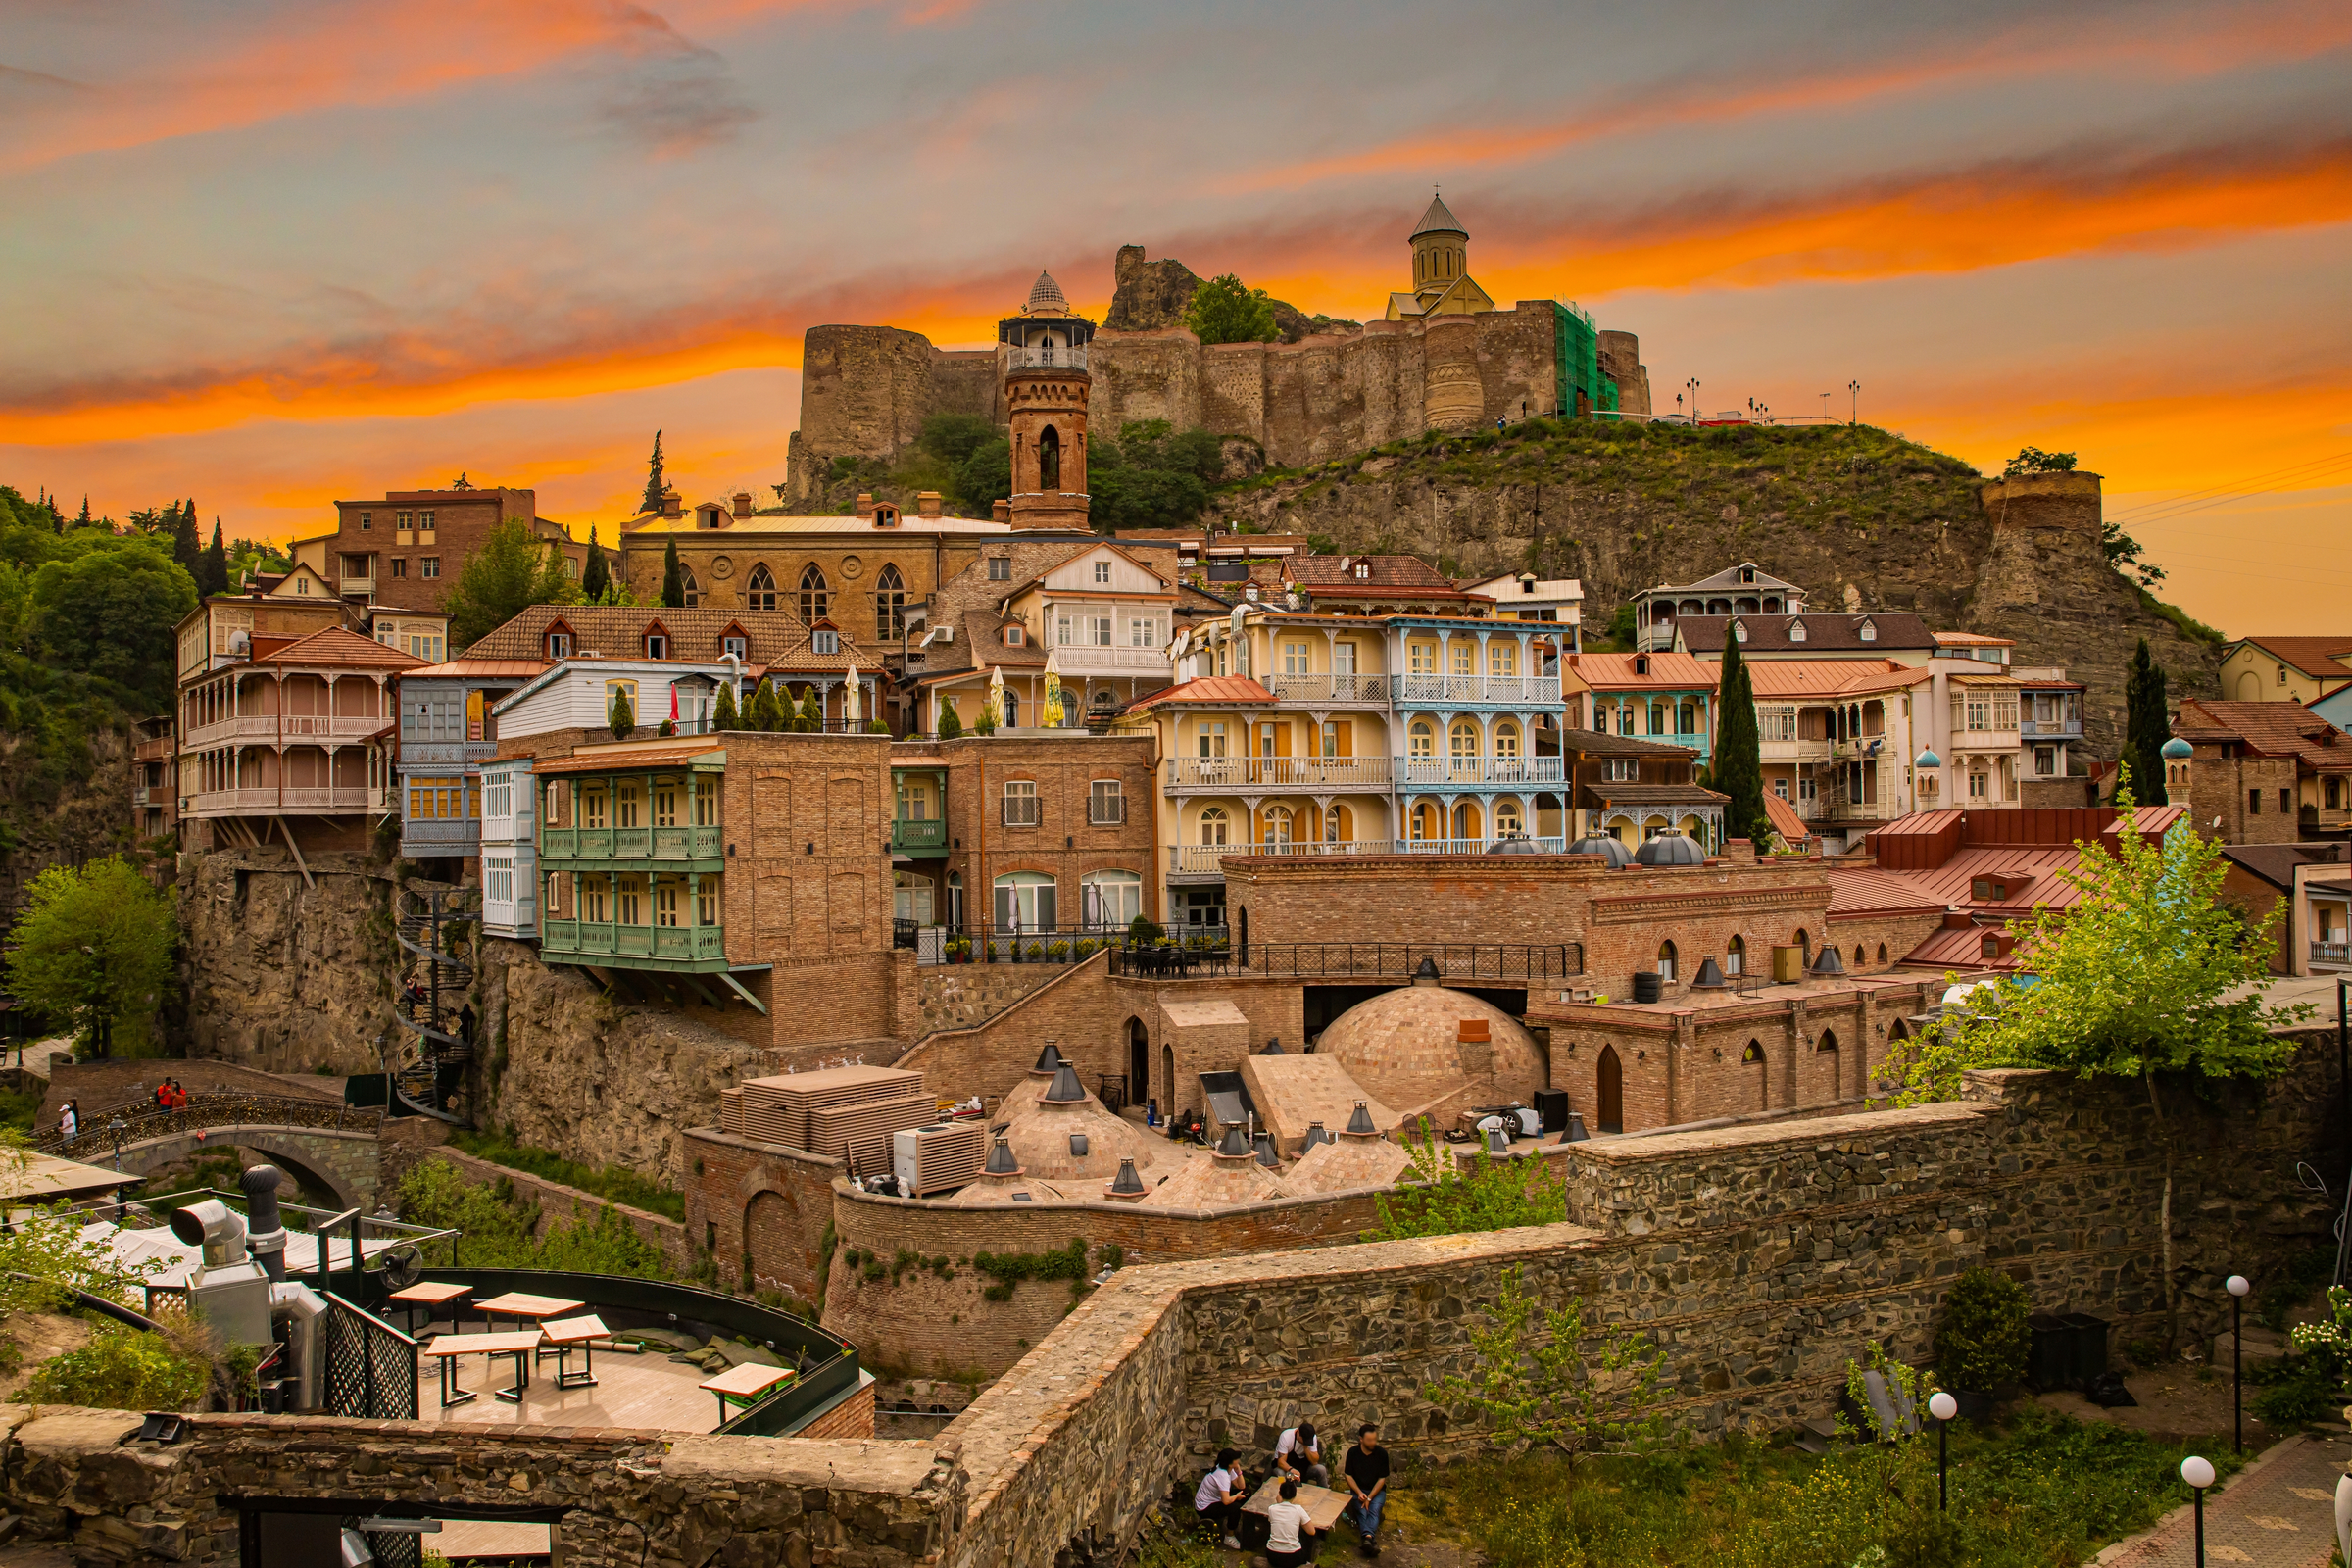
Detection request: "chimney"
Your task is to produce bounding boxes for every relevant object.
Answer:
[992,500,1011,525]
[916,491,944,518]
[732,491,753,519]
[855,492,875,517]
[661,487,682,519]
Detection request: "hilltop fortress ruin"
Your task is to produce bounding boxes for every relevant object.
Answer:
[782,197,1651,506]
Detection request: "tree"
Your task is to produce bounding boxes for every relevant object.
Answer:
[749,679,784,732]
[1184,273,1280,346]
[582,526,611,600]
[936,697,962,740]
[953,437,1012,517]
[1367,1125,1567,1240]
[640,429,666,515]
[28,537,198,709]
[440,520,576,649]
[712,680,740,731]
[797,687,826,733]
[1711,633,1772,847]
[1090,466,1211,532]
[5,856,176,1059]
[916,413,999,467]
[1884,787,2308,1345]
[2004,446,2078,474]
[197,521,229,599]
[2121,640,2171,806]
[1425,1262,1665,1507]
[661,536,686,610]
[607,682,635,740]
[171,500,200,573]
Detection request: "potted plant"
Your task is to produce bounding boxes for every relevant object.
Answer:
[1936,1267,2032,1420]
[947,937,971,965]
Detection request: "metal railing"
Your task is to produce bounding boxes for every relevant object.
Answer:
[1089,798,1127,825]
[1264,672,1393,704]
[1165,757,1394,791]
[891,817,947,851]
[2315,941,2352,966]
[912,920,1142,966]
[1004,342,1089,370]
[323,1292,419,1422]
[1396,836,1568,855]
[541,824,724,861]
[33,1093,379,1156]
[1239,942,1582,981]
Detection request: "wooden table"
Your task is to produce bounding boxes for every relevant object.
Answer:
[422,1330,543,1407]
[699,1361,795,1425]
[538,1314,608,1390]
[473,1291,584,1336]
[386,1281,470,1337]
[1242,1476,1349,1544]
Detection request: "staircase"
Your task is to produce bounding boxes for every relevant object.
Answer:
[390,885,479,1125]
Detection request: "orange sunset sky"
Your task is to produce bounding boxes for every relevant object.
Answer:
[4,0,2348,635]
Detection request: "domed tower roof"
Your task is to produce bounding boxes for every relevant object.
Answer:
[1634,833,1706,867]
[1023,270,1070,316]
[1568,833,1634,868]
[1411,193,1466,238]
[1315,985,1545,1108]
[2161,736,2193,760]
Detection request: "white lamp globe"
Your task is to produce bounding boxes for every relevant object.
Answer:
[2227,1275,2251,1298]
[2181,1455,2216,1490]
[1929,1392,1958,1422]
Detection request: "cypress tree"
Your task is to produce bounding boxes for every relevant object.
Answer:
[937,698,962,740]
[608,682,636,740]
[1711,633,1772,847]
[640,429,666,515]
[198,521,230,598]
[713,681,740,731]
[662,536,686,609]
[2122,638,2171,806]
[799,687,826,733]
[172,499,201,570]
[749,679,783,732]
[582,526,611,599]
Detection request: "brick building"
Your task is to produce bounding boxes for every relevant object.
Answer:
[291,482,585,614]
[2172,697,2352,843]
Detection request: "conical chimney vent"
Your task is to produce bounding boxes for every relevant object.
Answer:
[1345,1101,1377,1137]
[985,1137,1019,1175]
[1032,1043,1065,1074]
[1214,1124,1252,1159]
[1107,1157,1144,1195]
[1043,1064,1086,1103]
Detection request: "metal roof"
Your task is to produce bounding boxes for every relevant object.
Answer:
[1411,193,1465,237]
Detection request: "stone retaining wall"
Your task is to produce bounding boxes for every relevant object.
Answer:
[378,1118,696,1270]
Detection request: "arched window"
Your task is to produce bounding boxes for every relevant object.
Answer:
[1793,928,1810,960]
[1494,720,1521,760]
[1409,719,1436,759]
[1450,800,1482,841]
[1449,718,1480,763]
[1726,934,1745,976]
[679,565,701,609]
[1818,1029,1839,1054]
[1323,803,1353,844]
[1494,799,1523,836]
[1741,1041,1764,1063]
[1039,425,1062,491]
[1877,943,1889,964]
[744,564,776,612]
[874,564,905,642]
[1595,1045,1623,1134]
[1199,806,1229,845]
[798,564,828,622]
[1657,940,1678,982]
[1261,803,1294,846]
[1411,801,1443,842]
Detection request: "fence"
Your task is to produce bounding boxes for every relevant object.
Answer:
[34,1093,380,1156]
[910,920,1215,966]
[1239,943,1582,982]
[323,1292,419,1422]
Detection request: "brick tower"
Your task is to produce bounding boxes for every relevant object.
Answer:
[1000,271,1094,532]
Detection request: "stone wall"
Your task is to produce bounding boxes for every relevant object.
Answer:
[684,1126,843,1305]
[380,1125,695,1271]
[911,962,1068,1036]
[177,850,403,1075]
[37,1057,339,1124]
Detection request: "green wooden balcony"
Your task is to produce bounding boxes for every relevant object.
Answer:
[891,817,948,857]
[542,823,723,865]
[540,919,729,972]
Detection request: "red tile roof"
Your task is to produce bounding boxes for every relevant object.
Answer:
[534,740,729,777]
[2234,636,2352,681]
[1284,555,1454,589]
[249,626,428,671]
[2174,699,2352,772]
[1121,676,1274,713]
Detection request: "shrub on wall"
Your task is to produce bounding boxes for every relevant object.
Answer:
[972,1238,1090,1302]
[17,1322,212,1411]
[1936,1267,2031,1391]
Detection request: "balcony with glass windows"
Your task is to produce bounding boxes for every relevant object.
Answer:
[1047,645,1170,676]
[540,764,725,870]
[892,765,949,857]
[1004,342,1088,371]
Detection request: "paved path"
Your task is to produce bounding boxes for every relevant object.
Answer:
[2097,1432,2350,1568]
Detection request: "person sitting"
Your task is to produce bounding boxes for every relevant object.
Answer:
[1265,1477,1321,1568]
[1343,1423,1390,1558]
[1193,1446,1247,1550]
[1276,1421,1329,1487]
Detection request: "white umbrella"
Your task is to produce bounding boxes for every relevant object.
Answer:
[844,668,861,728]
[986,665,1004,728]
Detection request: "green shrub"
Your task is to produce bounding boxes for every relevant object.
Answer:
[1937,1267,2032,1390]
[447,1130,685,1221]
[15,1323,211,1411]
[973,1239,1090,1302]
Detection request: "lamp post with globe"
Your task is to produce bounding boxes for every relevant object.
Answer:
[2181,1455,2215,1566]
[1928,1390,1958,1509]
[2226,1274,2250,1452]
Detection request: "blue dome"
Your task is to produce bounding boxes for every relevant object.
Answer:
[2161,737,2193,760]
[1914,749,1942,770]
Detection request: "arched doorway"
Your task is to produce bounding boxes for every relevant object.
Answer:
[1161,1043,1176,1116]
[1818,1028,1841,1100]
[1595,1046,1623,1134]
[742,1189,789,1290]
[1742,1040,1767,1112]
[1127,1017,1149,1111]
[1039,425,1062,491]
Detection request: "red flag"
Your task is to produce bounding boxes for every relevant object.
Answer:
[669,684,679,721]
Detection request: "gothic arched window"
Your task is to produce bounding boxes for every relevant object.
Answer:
[679,566,700,609]
[798,564,828,623]
[874,564,906,642]
[744,564,776,612]
[1038,425,1062,492]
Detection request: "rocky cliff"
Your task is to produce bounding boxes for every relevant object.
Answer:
[1102,245,1340,343]
[176,849,403,1073]
[1206,420,2220,755]
[0,723,141,914]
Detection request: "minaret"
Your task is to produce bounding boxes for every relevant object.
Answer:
[1000,271,1095,532]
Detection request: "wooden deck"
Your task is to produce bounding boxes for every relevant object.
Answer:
[419,1334,729,1435]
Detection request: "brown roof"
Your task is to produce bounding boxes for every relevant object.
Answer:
[249,626,428,671]
[762,618,887,675]
[1579,782,1725,808]
[2220,842,2352,893]
[2234,636,2352,681]
[1123,676,1275,712]
[2175,699,2352,772]
[1568,651,1717,690]
[1764,794,1814,844]
[1284,555,1465,592]
[534,739,728,777]
[1678,613,1936,655]
[1743,659,1932,699]
[464,606,819,664]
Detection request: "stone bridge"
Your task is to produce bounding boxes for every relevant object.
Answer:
[41,1094,383,1213]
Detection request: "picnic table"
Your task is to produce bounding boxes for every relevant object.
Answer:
[1241,1476,1349,1545]
[386,1281,470,1337]
[538,1314,608,1390]
[699,1361,795,1425]
[423,1330,543,1408]
[473,1291,584,1335]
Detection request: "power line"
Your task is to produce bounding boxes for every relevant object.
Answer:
[2107,451,2352,527]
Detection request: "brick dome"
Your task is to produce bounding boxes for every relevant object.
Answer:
[1315,985,1546,1108]
[998,1092,1158,1183]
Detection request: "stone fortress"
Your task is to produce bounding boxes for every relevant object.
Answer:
[782,196,1652,507]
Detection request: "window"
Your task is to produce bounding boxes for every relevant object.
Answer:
[812,628,839,655]
[2248,788,2262,814]
[1131,616,1157,647]
[1003,779,1040,826]
[1091,615,1112,646]
[486,856,513,905]
[546,631,572,659]
[1614,703,1634,737]
[1969,771,1989,801]
[579,874,608,922]
[694,777,718,826]
[1677,700,1698,735]
[1726,935,1745,975]
[646,633,668,660]
[1657,941,1677,982]
[696,879,719,926]
[2034,746,2055,776]
[798,564,829,621]
[1089,779,1124,825]
[613,779,642,828]
[656,882,679,927]
[1094,561,1111,584]
[565,557,579,579]
[1605,757,1638,783]
[988,556,1010,581]
[1408,719,1435,759]
[653,782,678,828]
[681,567,701,609]
[1772,778,1789,799]
[391,559,408,579]
[1494,800,1523,835]
[1196,720,1228,759]
[722,634,746,660]
[1261,803,1295,845]
[745,564,776,612]
[1488,642,1516,678]
[407,780,466,819]
[875,564,905,641]
[1788,620,1806,642]
[616,873,643,925]
[1494,720,1520,760]
[1353,562,1370,580]
[360,512,371,530]
[416,510,434,530]
[396,511,413,528]
[1320,719,1351,758]
[1199,806,1229,845]
[1859,620,1876,642]
[605,679,639,729]
[1733,619,1748,643]
[1004,625,1024,647]
[546,781,562,823]
[1081,869,1141,929]
[1448,718,1479,765]
[2280,665,2290,685]
[1449,641,1474,677]
[994,871,1055,932]
[1758,709,1795,742]
[2280,788,2293,813]
[1980,934,2001,959]
[420,557,440,579]
[1284,642,1310,674]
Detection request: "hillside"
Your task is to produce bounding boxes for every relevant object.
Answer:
[1205,419,2221,760]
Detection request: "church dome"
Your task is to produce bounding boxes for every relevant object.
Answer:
[1024,270,1069,316]
[1315,985,1545,1108]
[1410,193,1466,238]
[1634,833,1706,867]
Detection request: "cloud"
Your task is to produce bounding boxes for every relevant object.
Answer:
[591,4,757,154]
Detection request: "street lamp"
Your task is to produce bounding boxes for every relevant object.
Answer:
[1848,380,1861,424]
[1928,1390,1958,1509]
[2181,1455,2215,1566]
[1687,378,1701,424]
[2227,1274,2250,1452]
[108,1114,126,1171]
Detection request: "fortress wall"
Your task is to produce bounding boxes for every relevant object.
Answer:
[1091,327,1204,435]
[1200,340,1271,446]
[798,325,938,462]
[925,347,1004,426]
[1480,303,1561,423]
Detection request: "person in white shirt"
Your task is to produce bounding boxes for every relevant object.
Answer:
[1193,1446,1246,1549]
[1275,1421,1329,1487]
[1264,1477,1321,1567]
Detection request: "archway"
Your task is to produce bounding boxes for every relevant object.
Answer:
[1127,1016,1149,1110]
[1793,928,1811,961]
[742,1189,790,1290]
[1039,425,1062,492]
[1595,1046,1623,1134]
[1726,934,1745,976]
[1742,1040,1767,1112]
[1657,940,1678,982]
[1818,1028,1841,1101]
[1161,1044,1175,1115]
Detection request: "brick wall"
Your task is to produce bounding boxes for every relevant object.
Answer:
[2189,747,2303,845]
[683,1127,843,1305]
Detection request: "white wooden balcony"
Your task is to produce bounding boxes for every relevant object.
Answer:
[1047,646,1171,676]
[181,785,386,816]
[1395,756,1567,788]
[1395,673,1561,706]
[1263,672,1393,704]
[1164,757,1393,792]
[183,713,388,750]
[1760,738,1833,763]
[1167,840,1393,879]
[1396,836,1568,855]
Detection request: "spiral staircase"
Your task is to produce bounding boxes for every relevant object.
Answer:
[389,885,478,1125]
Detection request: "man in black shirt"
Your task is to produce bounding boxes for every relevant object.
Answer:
[1342,1422,1391,1557]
